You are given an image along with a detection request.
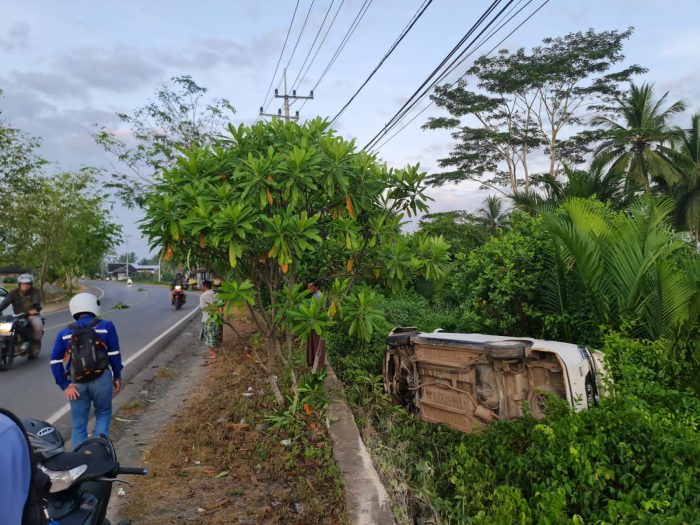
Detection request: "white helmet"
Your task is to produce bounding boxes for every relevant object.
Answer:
[69,293,100,319]
[18,273,34,284]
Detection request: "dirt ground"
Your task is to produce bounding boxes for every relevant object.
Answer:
[114,313,347,525]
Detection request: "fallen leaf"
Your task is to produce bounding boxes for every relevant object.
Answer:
[215,470,230,478]
[115,417,134,423]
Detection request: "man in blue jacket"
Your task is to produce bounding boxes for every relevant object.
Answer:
[0,412,31,525]
[50,293,123,445]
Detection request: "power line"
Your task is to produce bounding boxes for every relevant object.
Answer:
[261,0,301,113]
[293,0,346,95]
[364,0,507,150]
[265,0,318,111]
[284,0,317,71]
[297,0,374,113]
[291,0,337,92]
[330,0,435,125]
[373,0,549,152]
[364,0,516,151]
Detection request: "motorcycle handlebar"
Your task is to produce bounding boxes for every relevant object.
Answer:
[117,466,148,476]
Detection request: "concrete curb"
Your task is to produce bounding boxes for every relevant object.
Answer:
[325,365,396,525]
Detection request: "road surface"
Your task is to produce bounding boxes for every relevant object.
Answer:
[0,280,199,422]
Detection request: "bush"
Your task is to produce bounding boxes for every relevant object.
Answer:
[3,276,16,284]
[329,326,700,524]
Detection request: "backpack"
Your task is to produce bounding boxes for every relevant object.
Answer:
[0,408,51,525]
[67,318,109,383]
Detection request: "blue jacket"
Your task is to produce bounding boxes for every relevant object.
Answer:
[50,314,123,390]
[0,413,31,525]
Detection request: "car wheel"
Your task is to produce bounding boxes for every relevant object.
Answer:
[528,385,559,419]
[483,341,526,359]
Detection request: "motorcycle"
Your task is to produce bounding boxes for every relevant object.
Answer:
[0,312,44,370]
[23,417,147,525]
[172,285,185,310]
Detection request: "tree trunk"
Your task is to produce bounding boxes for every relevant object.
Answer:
[268,374,285,406]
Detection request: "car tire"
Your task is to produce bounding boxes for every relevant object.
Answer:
[483,341,526,359]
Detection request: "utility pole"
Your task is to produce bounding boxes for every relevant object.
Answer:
[259,68,313,121]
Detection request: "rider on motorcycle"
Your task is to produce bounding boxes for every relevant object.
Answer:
[0,274,43,354]
[170,272,186,304]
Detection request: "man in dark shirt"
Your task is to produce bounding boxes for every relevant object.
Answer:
[0,274,43,355]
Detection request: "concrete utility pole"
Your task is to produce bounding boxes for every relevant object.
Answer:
[259,68,313,121]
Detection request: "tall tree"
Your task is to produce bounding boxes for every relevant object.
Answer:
[592,82,686,193]
[141,118,448,404]
[424,29,644,194]
[8,171,121,292]
[93,75,236,207]
[672,113,700,241]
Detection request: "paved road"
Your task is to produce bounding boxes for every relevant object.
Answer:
[0,280,199,421]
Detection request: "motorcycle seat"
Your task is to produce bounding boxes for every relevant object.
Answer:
[43,451,89,471]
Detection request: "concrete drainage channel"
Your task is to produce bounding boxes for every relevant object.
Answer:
[325,365,396,525]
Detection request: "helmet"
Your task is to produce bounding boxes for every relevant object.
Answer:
[212,278,222,287]
[18,273,33,284]
[22,418,65,460]
[69,293,100,319]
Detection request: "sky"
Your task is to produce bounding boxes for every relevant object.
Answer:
[1,0,698,258]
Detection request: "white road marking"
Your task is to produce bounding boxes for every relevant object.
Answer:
[46,305,201,425]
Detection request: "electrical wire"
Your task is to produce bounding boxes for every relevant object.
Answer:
[363,0,508,150]
[293,0,346,96]
[291,0,337,92]
[371,0,550,152]
[261,0,301,112]
[330,0,435,124]
[297,0,374,113]
[264,0,317,111]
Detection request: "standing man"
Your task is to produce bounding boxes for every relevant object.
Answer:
[0,274,43,356]
[50,293,123,445]
[0,411,31,525]
[306,280,326,371]
[200,281,221,362]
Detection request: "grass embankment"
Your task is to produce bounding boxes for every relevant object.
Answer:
[124,313,346,524]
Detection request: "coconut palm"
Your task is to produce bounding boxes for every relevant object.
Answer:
[476,195,508,230]
[673,113,700,242]
[593,82,686,193]
[511,165,629,214]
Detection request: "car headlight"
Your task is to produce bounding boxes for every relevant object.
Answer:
[0,322,13,334]
[39,464,88,493]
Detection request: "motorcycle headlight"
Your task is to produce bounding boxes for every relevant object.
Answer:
[39,464,88,493]
[0,322,13,334]
[174,285,182,290]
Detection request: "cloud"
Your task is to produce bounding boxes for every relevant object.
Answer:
[57,46,165,92]
[0,22,30,52]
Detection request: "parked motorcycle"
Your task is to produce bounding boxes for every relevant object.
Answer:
[172,285,185,310]
[23,417,147,525]
[0,312,44,370]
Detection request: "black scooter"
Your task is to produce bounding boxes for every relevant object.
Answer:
[23,418,147,525]
[0,312,44,370]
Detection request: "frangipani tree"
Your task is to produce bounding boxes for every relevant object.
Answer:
[141,118,449,403]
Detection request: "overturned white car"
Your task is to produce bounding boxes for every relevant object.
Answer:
[384,328,606,433]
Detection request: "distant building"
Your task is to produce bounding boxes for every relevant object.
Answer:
[105,263,159,280]
[0,266,31,282]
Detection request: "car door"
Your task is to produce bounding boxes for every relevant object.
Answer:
[0,287,14,316]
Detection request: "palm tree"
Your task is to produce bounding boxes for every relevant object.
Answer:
[593,82,686,193]
[476,195,508,230]
[542,196,697,340]
[673,113,700,242]
[511,165,630,213]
